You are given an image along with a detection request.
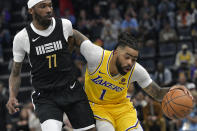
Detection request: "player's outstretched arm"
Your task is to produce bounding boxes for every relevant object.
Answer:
[143,81,192,102]
[6,61,22,114]
[143,81,169,102]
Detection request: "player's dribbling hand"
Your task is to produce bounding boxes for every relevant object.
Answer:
[6,97,20,114]
[169,85,193,100]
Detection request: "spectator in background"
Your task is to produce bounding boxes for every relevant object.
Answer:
[176,6,193,39]
[100,19,118,50]
[176,7,192,28]
[154,62,172,87]
[108,2,121,22]
[143,95,166,131]
[139,0,156,19]
[175,44,195,73]
[121,11,138,36]
[159,22,178,42]
[157,0,176,28]
[62,8,76,26]
[0,81,12,131]
[139,12,157,40]
[0,81,9,97]
[158,0,175,15]
[77,9,91,37]
[191,1,197,37]
[193,70,197,88]
[191,20,197,37]
[59,0,74,16]
[89,4,104,41]
[0,8,11,63]
[191,55,197,80]
[177,72,196,90]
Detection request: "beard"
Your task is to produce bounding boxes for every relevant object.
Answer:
[116,57,127,75]
[34,11,52,28]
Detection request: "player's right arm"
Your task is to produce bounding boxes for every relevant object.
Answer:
[6,61,22,114]
[6,29,27,114]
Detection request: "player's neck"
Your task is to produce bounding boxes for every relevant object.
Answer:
[32,20,50,30]
[109,56,119,76]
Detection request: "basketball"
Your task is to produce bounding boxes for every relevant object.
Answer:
[162,88,194,119]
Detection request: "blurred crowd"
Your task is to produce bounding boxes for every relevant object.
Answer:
[1,0,197,131]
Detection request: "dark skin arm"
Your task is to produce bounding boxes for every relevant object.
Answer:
[143,81,193,102]
[67,29,89,48]
[143,81,169,102]
[6,61,22,114]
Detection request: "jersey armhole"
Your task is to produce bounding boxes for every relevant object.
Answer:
[87,50,105,75]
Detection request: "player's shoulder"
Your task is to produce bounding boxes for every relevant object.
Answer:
[60,18,72,26]
[133,62,147,73]
[14,28,28,41]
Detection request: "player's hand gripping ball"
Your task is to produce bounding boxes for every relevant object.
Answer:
[162,85,194,119]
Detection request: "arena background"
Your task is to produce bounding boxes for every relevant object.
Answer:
[0,0,197,131]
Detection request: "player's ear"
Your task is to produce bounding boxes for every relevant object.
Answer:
[28,8,33,15]
[113,47,122,55]
[113,49,118,55]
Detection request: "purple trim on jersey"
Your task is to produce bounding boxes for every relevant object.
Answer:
[126,120,139,131]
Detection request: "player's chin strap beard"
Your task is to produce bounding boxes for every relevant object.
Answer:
[35,15,52,29]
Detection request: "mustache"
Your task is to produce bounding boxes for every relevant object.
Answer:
[45,13,53,18]
[124,66,131,70]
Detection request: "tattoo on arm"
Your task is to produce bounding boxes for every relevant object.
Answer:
[9,62,22,98]
[143,81,169,102]
[72,29,89,46]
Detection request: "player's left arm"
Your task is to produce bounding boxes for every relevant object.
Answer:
[133,63,192,102]
[143,82,193,102]
[143,82,169,102]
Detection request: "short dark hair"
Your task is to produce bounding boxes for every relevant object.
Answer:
[114,32,138,50]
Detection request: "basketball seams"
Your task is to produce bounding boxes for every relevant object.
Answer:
[170,95,193,109]
[162,88,193,119]
[166,94,182,119]
[164,94,173,118]
[162,90,175,108]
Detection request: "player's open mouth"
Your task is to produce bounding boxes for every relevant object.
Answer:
[124,67,131,72]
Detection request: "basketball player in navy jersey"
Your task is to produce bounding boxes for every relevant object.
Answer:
[6,0,96,131]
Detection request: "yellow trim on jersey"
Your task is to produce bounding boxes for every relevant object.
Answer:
[87,49,104,75]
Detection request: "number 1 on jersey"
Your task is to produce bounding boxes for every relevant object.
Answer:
[99,89,106,100]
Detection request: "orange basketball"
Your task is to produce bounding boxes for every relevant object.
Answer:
[162,88,194,119]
